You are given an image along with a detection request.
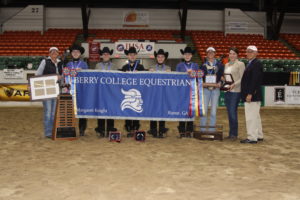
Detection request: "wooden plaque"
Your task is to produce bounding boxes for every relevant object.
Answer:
[52,94,77,140]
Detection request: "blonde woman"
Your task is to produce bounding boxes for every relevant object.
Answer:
[224,47,245,140]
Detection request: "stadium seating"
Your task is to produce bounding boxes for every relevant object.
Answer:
[0,29,80,56]
[0,29,299,72]
[191,31,299,60]
[87,29,182,43]
[281,33,300,52]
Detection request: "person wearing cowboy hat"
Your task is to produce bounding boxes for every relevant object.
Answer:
[95,47,119,70]
[148,49,171,72]
[65,44,89,136]
[94,47,118,137]
[121,46,145,134]
[148,49,171,138]
[199,47,224,132]
[176,46,199,137]
[36,47,64,138]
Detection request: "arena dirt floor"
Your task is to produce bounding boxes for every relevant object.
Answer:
[0,107,299,200]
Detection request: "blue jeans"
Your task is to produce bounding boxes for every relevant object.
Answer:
[42,98,57,137]
[224,92,240,137]
[200,88,220,130]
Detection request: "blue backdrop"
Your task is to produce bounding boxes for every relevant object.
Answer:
[75,71,195,121]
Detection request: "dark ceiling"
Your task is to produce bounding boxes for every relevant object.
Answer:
[1,0,300,13]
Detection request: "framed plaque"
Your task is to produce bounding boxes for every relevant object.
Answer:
[29,75,60,100]
[221,73,234,91]
[205,75,217,84]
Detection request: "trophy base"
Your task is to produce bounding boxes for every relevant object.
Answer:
[52,94,77,141]
[193,131,223,141]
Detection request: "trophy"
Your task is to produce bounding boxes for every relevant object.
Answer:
[221,73,234,91]
[52,72,77,140]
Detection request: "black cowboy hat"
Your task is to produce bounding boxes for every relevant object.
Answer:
[69,44,85,54]
[154,49,169,59]
[180,47,195,55]
[99,47,113,55]
[124,47,138,55]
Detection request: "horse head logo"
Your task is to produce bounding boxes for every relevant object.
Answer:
[4,87,14,97]
[121,88,143,113]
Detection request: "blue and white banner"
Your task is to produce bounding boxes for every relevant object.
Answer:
[75,71,201,121]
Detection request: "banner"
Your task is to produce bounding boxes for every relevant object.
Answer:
[115,42,155,55]
[123,11,149,27]
[0,84,30,101]
[3,69,24,79]
[285,86,300,104]
[89,42,100,62]
[75,71,204,121]
[264,86,300,106]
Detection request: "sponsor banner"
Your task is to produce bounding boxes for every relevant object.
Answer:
[3,69,24,79]
[0,84,30,101]
[89,42,100,62]
[123,11,149,27]
[285,86,300,104]
[115,42,155,55]
[75,71,204,121]
[265,86,300,106]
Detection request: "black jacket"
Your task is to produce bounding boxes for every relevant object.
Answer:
[241,58,263,102]
[43,58,63,75]
[121,61,145,72]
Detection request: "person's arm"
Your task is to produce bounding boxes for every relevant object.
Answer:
[200,65,210,88]
[95,63,100,70]
[138,64,145,71]
[111,63,119,71]
[83,62,89,69]
[35,59,46,76]
[246,61,262,102]
[217,63,224,83]
[176,63,181,72]
[148,66,155,71]
[166,65,172,72]
[233,62,245,88]
[121,65,127,72]
[216,63,224,88]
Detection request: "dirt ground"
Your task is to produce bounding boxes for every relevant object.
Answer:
[0,107,299,200]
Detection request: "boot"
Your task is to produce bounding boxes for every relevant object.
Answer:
[95,127,105,137]
[177,125,185,138]
[79,129,85,136]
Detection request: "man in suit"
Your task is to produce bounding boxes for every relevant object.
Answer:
[240,45,264,144]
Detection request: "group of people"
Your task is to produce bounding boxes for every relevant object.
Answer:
[36,43,264,144]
